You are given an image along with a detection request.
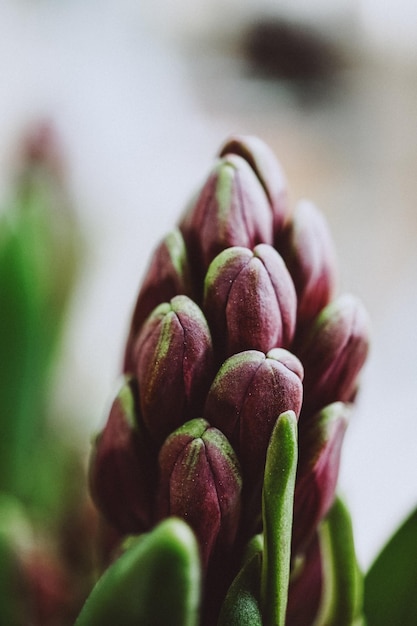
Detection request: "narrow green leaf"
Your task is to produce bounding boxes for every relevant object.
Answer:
[242,533,264,567]
[0,194,77,502]
[261,410,298,626]
[0,493,33,626]
[0,217,41,496]
[364,507,417,626]
[75,518,201,626]
[317,496,364,625]
[217,553,263,626]
[0,536,26,626]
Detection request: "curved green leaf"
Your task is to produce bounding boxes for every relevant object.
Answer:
[217,553,263,626]
[261,410,298,626]
[75,518,201,626]
[364,507,417,626]
[317,496,364,625]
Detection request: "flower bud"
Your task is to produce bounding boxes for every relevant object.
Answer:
[293,402,349,553]
[89,378,155,534]
[157,419,242,569]
[179,154,273,282]
[298,293,370,415]
[204,244,297,359]
[204,349,303,485]
[134,295,214,444]
[124,229,193,372]
[278,200,337,328]
[219,134,289,236]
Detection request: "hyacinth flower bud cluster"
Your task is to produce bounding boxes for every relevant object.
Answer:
[88,135,370,625]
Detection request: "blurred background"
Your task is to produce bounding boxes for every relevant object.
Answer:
[0,0,416,581]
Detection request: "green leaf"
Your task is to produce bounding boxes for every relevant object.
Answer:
[261,410,298,626]
[317,496,364,625]
[242,533,264,567]
[217,553,263,626]
[0,492,33,626]
[364,506,417,626]
[0,161,80,505]
[75,518,201,626]
[0,215,42,496]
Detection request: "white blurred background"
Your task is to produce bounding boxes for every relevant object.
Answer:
[1,0,417,571]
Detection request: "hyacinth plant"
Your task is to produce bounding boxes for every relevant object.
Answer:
[78,134,373,626]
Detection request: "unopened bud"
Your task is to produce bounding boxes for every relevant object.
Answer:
[124,229,193,372]
[204,349,303,484]
[89,378,155,534]
[134,295,214,443]
[219,134,289,236]
[293,402,349,552]
[298,293,370,415]
[278,200,337,328]
[204,244,297,359]
[179,154,273,281]
[157,419,242,569]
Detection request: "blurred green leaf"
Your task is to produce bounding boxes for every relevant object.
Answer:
[0,492,33,625]
[0,140,80,506]
[0,211,43,497]
[0,537,25,626]
[317,496,364,625]
[75,518,201,626]
[218,553,263,626]
[364,507,417,626]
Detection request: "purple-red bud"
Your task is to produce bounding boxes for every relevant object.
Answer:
[298,293,370,415]
[179,154,273,281]
[204,348,303,484]
[278,200,338,328]
[134,295,214,444]
[89,378,155,535]
[157,418,242,569]
[219,134,289,236]
[204,244,297,359]
[293,402,349,553]
[123,229,193,372]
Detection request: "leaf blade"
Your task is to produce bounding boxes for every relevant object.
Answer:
[364,507,417,626]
